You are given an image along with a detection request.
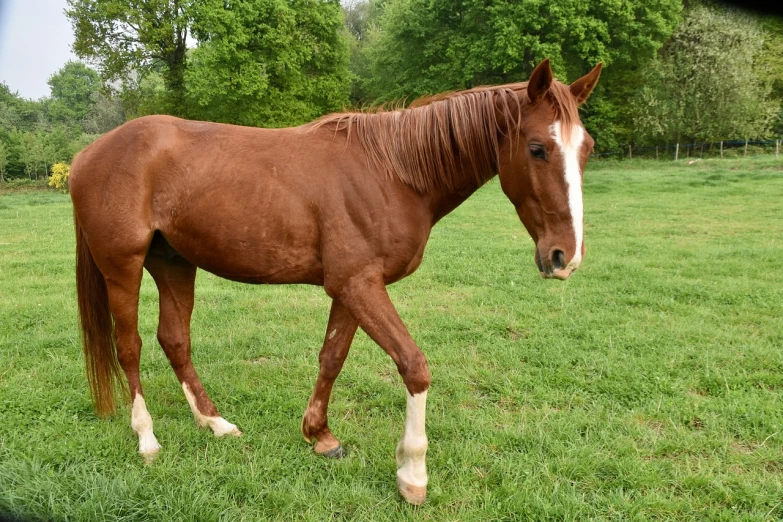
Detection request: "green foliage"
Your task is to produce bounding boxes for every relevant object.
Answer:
[82,92,126,135]
[359,0,680,103]
[0,140,7,182]
[633,3,779,144]
[759,17,783,135]
[66,0,191,116]
[47,61,100,125]
[347,0,681,150]
[185,0,350,127]
[343,0,382,104]
[0,68,110,181]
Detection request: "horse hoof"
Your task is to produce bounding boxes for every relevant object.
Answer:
[215,426,242,438]
[317,444,347,459]
[210,417,242,438]
[140,447,160,464]
[397,478,426,505]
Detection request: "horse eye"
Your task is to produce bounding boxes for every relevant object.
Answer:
[529,145,547,160]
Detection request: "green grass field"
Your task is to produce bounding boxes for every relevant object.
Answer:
[1,156,782,521]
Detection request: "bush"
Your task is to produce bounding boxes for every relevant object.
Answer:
[48,163,70,193]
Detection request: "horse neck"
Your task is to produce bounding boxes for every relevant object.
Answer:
[422,107,517,224]
[425,164,499,225]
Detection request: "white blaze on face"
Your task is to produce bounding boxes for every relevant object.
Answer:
[550,121,585,270]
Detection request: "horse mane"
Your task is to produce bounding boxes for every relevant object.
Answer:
[309,80,580,193]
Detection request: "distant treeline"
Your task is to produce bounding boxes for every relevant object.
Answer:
[1,0,781,181]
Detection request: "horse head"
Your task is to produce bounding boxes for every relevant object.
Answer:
[498,59,602,280]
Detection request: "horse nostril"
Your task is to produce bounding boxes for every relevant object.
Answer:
[551,249,565,270]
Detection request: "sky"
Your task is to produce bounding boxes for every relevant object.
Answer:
[0,0,78,100]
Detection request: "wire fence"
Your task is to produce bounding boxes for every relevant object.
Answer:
[591,138,782,161]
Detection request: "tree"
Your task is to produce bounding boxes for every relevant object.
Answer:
[0,140,7,183]
[47,61,100,125]
[20,133,44,180]
[633,3,779,145]
[759,16,783,136]
[349,0,680,150]
[67,0,191,115]
[82,91,126,134]
[359,0,680,101]
[343,0,382,104]
[185,0,350,127]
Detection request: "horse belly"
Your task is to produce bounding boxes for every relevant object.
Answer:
[159,213,324,285]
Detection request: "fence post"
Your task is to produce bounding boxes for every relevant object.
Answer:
[629,145,632,160]
[720,140,723,159]
[744,138,748,156]
[777,139,780,160]
[675,143,679,161]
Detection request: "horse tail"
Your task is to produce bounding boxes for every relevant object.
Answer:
[74,211,124,416]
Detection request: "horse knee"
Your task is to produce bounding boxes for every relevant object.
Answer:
[399,350,430,395]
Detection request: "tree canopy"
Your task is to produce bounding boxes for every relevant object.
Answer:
[633,3,778,144]
[47,61,100,124]
[67,0,190,115]
[186,0,350,127]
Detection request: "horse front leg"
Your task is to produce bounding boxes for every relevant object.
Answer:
[331,268,431,505]
[302,300,358,457]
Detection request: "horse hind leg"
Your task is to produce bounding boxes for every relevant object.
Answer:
[144,237,241,438]
[99,252,162,461]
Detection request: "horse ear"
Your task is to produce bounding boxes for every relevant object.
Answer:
[570,62,603,105]
[527,59,553,104]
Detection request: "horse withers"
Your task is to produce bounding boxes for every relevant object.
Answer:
[70,59,601,504]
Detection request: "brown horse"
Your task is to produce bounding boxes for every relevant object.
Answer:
[70,59,601,504]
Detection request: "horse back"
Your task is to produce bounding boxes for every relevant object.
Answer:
[70,115,433,287]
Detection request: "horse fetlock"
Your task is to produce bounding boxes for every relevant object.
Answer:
[181,382,240,436]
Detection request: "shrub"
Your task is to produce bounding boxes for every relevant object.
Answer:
[48,163,70,193]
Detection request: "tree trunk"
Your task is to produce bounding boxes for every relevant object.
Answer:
[720,141,723,159]
[777,139,780,160]
[675,143,679,161]
[655,146,658,160]
[629,145,632,160]
[162,21,189,117]
[744,138,748,156]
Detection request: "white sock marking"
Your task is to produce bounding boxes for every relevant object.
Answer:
[131,394,161,457]
[550,121,585,270]
[396,390,428,489]
[182,383,241,437]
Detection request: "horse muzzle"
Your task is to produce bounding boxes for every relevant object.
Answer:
[535,247,578,280]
